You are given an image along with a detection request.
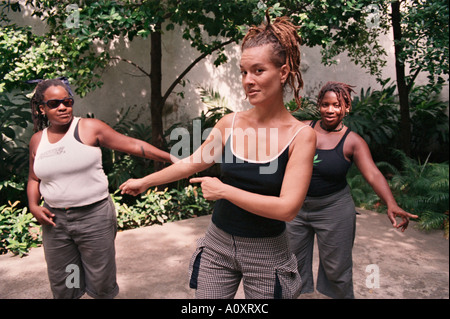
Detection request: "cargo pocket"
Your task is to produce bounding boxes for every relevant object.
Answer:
[188,237,206,289]
[274,253,302,299]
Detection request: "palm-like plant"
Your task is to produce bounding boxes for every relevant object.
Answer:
[388,150,449,234]
[409,84,449,160]
[343,84,399,148]
[350,149,449,235]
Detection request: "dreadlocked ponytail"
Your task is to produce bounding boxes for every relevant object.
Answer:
[242,11,303,110]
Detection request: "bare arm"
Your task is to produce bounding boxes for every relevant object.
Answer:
[190,125,316,222]
[119,114,233,196]
[79,118,173,163]
[350,133,418,231]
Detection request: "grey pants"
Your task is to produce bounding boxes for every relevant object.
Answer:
[286,186,356,299]
[188,222,302,299]
[42,196,119,299]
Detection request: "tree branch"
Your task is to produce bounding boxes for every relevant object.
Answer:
[161,39,235,104]
[110,56,151,78]
[407,67,422,93]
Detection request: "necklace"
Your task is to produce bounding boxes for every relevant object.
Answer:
[319,120,344,132]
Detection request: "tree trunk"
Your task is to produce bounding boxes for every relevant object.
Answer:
[391,1,411,156]
[150,23,166,171]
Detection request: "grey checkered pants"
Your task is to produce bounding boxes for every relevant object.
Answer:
[42,197,119,299]
[189,222,302,299]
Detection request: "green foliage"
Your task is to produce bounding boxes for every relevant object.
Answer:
[2,0,270,97]
[0,92,32,206]
[400,0,449,85]
[0,17,73,93]
[289,97,321,120]
[165,86,233,160]
[409,83,449,159]
[388,150,449,233]
[344,82,399,148]
[347,166,381,209]
[0,201,41,256]
[284,0,391,78]
[0,93,31,160]
[111,186,212,230]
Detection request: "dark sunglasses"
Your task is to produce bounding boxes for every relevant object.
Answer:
[43,98,74,109]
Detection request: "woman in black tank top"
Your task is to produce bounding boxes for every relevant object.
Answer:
[286,81,418,299]
[120,14,316,299]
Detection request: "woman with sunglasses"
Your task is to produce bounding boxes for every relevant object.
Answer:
[27,78,172,299]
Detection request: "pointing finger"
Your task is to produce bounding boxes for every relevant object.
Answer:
[189,177,205,184]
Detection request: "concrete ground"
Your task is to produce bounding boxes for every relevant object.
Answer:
[0,208,448,299]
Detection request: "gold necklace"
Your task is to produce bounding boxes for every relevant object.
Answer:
[319,120,344,132]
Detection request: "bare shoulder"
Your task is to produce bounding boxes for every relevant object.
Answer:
[344,130,371,158]
[214,112,235,130]
[293,116,314,134]
[291,121,316,150]
[78,117,109,130]
[29,131,43,151]
[346,130,368,148]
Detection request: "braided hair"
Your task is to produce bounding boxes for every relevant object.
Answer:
[30,79,72,132]
[242,12,303,110]
[317,82,356,114]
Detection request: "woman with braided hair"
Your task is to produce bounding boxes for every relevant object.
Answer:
[286,81,418,299]
[120,15,316,298]
[27,78,172,298]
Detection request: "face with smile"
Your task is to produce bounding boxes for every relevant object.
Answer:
[39,85,74,127]
[240,44,288,107]
[319,91,349,129]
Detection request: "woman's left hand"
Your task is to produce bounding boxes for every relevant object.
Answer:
[190,177,225,201]
[120,178,148,196]
[387,206,419,232]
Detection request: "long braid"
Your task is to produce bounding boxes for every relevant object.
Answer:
[242,12,303,110]
[317,81,356,113]
[30,79,71,132]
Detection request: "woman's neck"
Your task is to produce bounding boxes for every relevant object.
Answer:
[250,100,289,124]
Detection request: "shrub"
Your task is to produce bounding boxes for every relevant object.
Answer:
[111,185,213,230]
[0,201,41,256]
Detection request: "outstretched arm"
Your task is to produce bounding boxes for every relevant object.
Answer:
[351,133,418,231]
[79,118,173,163]
[119,114,233,196]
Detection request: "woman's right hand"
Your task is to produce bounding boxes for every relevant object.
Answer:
[30,205,55,226]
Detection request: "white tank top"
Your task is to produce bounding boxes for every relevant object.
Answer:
[34,117,109,208]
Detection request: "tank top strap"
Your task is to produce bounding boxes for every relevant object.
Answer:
[336,127,351,149]
[230,112,308,162]
[41,127,49,144]
[286,124,308,146]
[231,111,238,135]
[68,117,80,135]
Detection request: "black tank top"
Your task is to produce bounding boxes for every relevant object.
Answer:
[212,113,305,237]
[307,120,353,197]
